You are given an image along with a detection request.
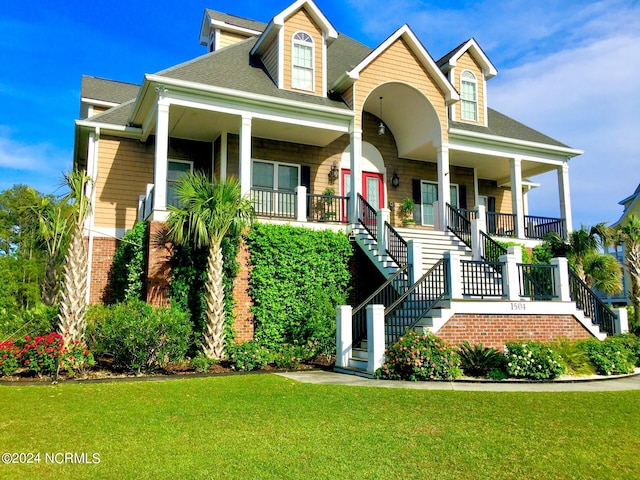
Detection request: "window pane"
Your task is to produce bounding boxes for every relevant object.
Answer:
[450,185,458,208]
[167,161,191,181]
[278,165,298,191]
[252,161,274,189]
[421,182,437,225]
[366,177,379,208]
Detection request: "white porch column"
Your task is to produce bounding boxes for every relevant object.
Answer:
[239,116,252,196]
[522,185,530,216]
[510,157,525,238]
[407,240,423,284]
[557,163,572,238]
[445,251,462,299]
[349,126,363,224]
[551,257,571,302]
[500,246,522,301]
[377,208,390,255]
[295,185,307,222]
[153,100,170,219]
[437,144,450,231]
[220,132,228,181]
[336,305,353,368]
[614,308,629,335]
[366,304,385,373]
[471,205,487,261]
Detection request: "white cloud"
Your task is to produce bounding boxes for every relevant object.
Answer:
[0,128,70,173]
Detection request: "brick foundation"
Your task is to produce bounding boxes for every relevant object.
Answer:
[146,221,172,307]
[232,238,254,343]
[88,237,119,304]
[435,314,595,350]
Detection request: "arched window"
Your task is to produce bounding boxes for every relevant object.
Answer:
[292,31,314,91]
[460,70,478,121]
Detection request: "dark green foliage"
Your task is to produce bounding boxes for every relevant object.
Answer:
[495,240,532,263]
[246,224,352,352]
[111,221,149,303]
[85,299,192,372]
[504,341,566,379]
[458,341,505,377]
[580,337,636,375]
[189,351,217,373]
[227,340,272,371]
[0,303,58,341]
[168,233,240,347]
[532,242,553,264]
[375,331,462,381]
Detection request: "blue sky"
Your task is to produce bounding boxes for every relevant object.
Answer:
[0,0,638,226]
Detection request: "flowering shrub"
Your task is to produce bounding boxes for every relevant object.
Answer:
[227,340,273,371]
[504,342,566,379]
[580,338,635,375]
[0,340,19,376]
[374,331,462,381]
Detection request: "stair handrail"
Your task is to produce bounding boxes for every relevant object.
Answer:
[385,221,408,268]
[357,194,378,241]
[352,264,412,346]
[384,258,450,345]
[446,203,472,248]
[568,268,616,335]
[480,231,507,262]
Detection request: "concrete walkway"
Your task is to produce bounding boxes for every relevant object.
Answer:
[277,370,640,392]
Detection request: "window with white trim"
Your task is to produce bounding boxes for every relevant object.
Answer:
[460,70,478,121]
[420,181,458,225]
[292,31,314,91]
[167,160,193,208]
[251,160,300,216]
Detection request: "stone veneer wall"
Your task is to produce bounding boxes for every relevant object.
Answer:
[435,314,595,350]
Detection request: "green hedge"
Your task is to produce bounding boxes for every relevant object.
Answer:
[246,223,352,353]
[111,221,148,303]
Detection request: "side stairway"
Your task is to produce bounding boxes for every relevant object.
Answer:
[351,226,472,277]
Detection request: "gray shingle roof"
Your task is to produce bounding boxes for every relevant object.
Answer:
[205,9,266,33]
[436,39,469,68]
[85,99,135,127]
[451,108,570,148]
[156,37,349,110]
[81,76,140,104]
[327,34,372,86]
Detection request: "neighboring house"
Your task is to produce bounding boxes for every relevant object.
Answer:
[601,183,640,306]
[74,0,622,373]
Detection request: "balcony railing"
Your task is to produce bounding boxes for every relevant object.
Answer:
[486,212,516,237]
[307,193,349,223]
[519,264,557,300]
[461,260,504,298]
[251,188,296,219]
[525,215,566,239]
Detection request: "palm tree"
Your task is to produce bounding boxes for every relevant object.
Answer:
[618,214,640,326]
[25,195,72,306]
[546,223,622,293]
[166,173,253,360]
[58,169,93,347]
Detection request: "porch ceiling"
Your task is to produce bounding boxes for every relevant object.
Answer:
[449,150,560,184]
[149,106,345,146]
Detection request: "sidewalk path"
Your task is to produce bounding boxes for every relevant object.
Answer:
[277,370,640,392]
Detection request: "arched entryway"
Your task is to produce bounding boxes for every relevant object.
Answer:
[341,142,386,209]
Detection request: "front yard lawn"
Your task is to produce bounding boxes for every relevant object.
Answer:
[1,374,639,479]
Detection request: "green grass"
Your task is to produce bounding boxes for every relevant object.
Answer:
[1,374,640,479]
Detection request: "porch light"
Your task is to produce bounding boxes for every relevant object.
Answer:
[328,161,339,184]
[378,96,385,136]
[391,171,399,188]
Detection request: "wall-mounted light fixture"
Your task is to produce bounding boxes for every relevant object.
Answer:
[328,161,339,184]
[378,96,385,136]
[391,170,400,188]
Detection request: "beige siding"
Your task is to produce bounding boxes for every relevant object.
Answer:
[355,38,448,141]
[478,179,512,214]
[262,35,279,84]
[341,85,354,110]
[94,136,154,229]
[456,52,485,125]
[283,7,323,96]
[219,31,250,49]
[91,106,108,116]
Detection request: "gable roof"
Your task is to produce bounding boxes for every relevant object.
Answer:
[81,76,139,104]
[437,38,497,79]
[331,24,459,105]
[204,9,266,33]
[613,183,640,226]
[251,0,337,57]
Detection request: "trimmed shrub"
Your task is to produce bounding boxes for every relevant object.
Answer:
[504,342,566,379]
[246,224,351,352]
[580,337,635,375]
[87,300,192,372]
[375,331,462,381]
[458,341,505,377]
[227,340,272,371]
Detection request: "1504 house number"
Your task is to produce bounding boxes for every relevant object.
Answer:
[511,303,526,311]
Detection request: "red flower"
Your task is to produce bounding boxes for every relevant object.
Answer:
[25,335,31,340]
[24,359,30,365]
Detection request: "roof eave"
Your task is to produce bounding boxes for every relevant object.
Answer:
[445,38,498,79]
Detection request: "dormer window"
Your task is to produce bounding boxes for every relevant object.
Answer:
[460,70,478,121]
[292,31,314,91]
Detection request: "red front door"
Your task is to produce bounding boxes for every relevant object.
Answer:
[341,170,384,209]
